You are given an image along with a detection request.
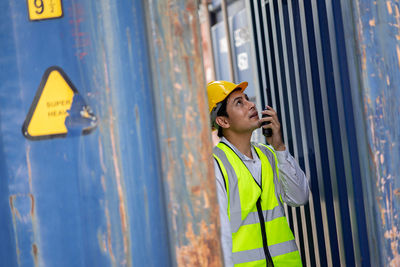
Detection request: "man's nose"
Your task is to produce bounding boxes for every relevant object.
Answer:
[247,100,255,109]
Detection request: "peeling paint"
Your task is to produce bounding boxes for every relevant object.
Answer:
[9,196,21,266]
[32,243,38,267]
[387,1,393,14]
[9,193,38,266]
[369,19,376,26]
[176,221,221,267]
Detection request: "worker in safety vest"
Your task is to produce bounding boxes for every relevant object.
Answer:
[208,81,310,267]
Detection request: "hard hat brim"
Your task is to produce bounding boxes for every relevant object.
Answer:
[234,81,248,94]
[207,80,249,114]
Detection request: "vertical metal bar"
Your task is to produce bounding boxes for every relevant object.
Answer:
[286,0,320,265]
[298,0,332,265]
[275,0,303,260]
[310,0,346,264]
[249,0,268,106]
[325,0,361,265]
[244,0,263,114]
[267,0,289,149]
[260,0,278,110]
[221,0,235,81]
[144,0,223,266]
[200,0,216,82]
[265,1,299,252]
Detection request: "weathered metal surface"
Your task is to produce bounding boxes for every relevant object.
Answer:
[0,0,170,266]
[145,0,223,266]
[349,0,400,266]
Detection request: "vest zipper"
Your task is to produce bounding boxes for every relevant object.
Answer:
[257,198,274,267]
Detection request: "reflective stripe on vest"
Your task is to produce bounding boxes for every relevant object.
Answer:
[213,142,302,267]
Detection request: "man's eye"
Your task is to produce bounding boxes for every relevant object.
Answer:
[237,100,243,105]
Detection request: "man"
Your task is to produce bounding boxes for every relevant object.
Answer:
[207,81,309,266]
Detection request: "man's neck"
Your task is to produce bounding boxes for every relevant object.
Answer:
[223,132,253,159]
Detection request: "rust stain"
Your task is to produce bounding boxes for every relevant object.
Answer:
[29,193,35,216]
[173,16,184,37]
[377,196,386,226]
[9,195,22,220]
[396,46,400,69]
[390,255,400,267]
[104,200,115,264]
[176,221,222,267]
[99,172,115,263]
[184,55,192,86]
[183,152,194,170]
[32,243,38,266]
[98,231,107,253]
[9,196,21,265]
[102,41,131,264]
[369,19,376,26]
[387,1,393,14]
[393,188,400,197]
[361,45,367,71]
[108,106,131,265]
[191,185,201,196]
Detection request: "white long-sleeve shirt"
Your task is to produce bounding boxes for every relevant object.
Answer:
[214,137,310,266]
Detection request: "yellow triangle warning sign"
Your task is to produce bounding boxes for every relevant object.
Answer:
[22,66,95,140]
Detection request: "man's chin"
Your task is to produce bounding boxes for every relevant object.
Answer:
[250,124,261,132]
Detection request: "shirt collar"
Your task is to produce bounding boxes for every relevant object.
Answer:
[220,137,258,161]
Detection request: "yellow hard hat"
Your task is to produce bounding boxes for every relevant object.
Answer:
[207,80,248,113]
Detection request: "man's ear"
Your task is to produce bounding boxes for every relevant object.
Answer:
[215,116,230,129]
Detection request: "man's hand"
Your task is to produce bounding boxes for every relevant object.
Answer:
[259,106,286,151]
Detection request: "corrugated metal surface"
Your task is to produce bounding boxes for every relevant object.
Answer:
[144,0,223,266]
[249,0,371,265]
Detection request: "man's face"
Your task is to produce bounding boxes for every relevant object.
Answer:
[223,90,260,133]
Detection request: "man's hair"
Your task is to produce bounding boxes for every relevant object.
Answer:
[214,88,243,137]
[216,97,229,137]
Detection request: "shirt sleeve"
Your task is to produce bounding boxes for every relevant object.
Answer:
[275,149,310,207]
[214,159,234,267]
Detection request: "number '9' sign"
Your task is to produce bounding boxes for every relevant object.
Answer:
[34,0,44,14]
[27,0,63,21]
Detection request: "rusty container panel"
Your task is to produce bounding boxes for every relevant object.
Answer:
[348,0,400,265]
[144,0,223,266]
[0,0,171,266]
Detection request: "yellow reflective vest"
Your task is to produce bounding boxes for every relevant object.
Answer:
[213,142,302,267]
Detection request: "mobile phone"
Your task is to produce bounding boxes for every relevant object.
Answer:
[261,113,273,137]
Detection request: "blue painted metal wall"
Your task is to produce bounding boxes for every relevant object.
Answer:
[0,1,173,266]
[342,0,400,266]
